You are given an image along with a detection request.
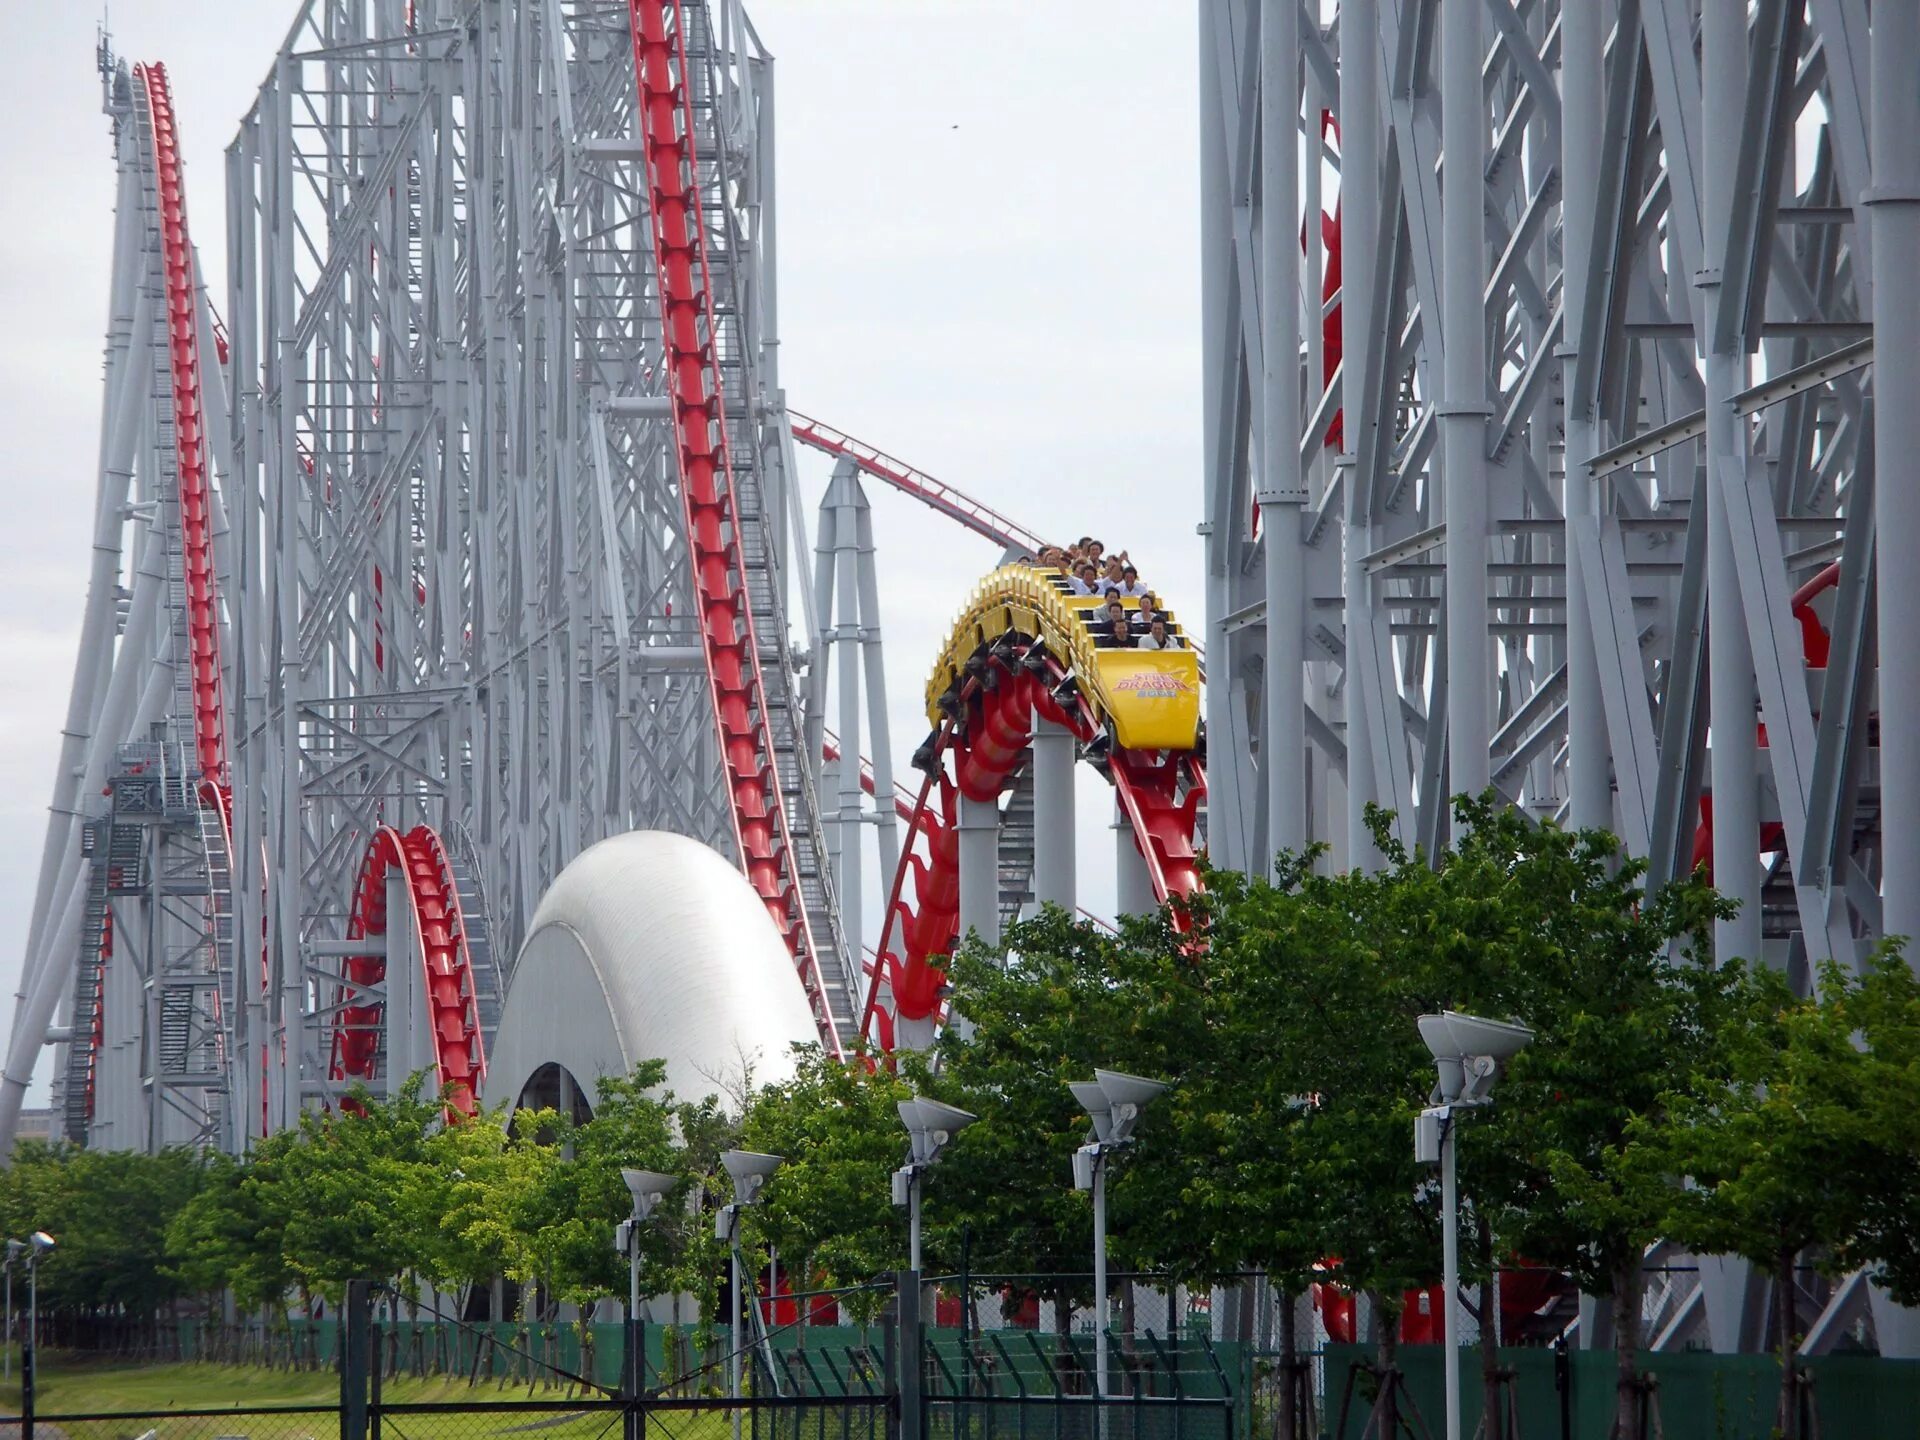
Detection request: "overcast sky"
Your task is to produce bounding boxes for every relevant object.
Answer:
[0,2,1203,1101]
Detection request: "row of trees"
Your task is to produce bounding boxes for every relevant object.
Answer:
[6,799,1920,1436]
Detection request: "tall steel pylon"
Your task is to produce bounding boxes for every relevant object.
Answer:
[1203,0,1910,1353]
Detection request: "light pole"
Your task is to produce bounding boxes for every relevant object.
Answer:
[1068,1069,1167,1401]
[1415,1011,1533,1440]
[23,1231,52,1418]
[618,1168,675,1430]
[717,1149,783,1435]
[4,1239,20,1384]
[892,1096,977,1274]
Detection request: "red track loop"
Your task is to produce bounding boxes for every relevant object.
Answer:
[860,646,1207,1050]
[628,2,841,1054]
[136,65,229,796]
[330,825,486,1116]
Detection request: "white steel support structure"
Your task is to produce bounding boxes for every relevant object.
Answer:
[6,0,865,1157]
[1201,0,1903,1353]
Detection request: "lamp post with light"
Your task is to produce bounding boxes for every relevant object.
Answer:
[22,1231,52,1425]
[1414,1011,1533,1440]
[1067,1069,1168,1401]
[618,1168,675,1433]
[717,1150,783,1434]
[893,1096,977,1274]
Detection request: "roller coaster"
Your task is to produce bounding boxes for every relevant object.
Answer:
[7,0,1919,1361]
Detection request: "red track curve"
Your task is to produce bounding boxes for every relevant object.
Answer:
[628,2,842,1053]
[858,644,1206,1051]
[330,826,486,1115]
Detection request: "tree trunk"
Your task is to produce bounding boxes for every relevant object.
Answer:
[1276,1291,1298,1440]
[1610,1255,1643,1440]
[1479,1217,1502,1440]
[1373,1292,1402,1440]
[1777,1243,1800,1440]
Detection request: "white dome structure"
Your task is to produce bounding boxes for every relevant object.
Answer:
[482,830,819,1116]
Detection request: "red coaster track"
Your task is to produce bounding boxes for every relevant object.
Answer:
[859,643,1206,1051]
[138,64,230,799]
[628,1,842,1053]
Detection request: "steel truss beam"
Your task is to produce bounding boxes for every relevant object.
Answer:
[1202,0,1905,1355]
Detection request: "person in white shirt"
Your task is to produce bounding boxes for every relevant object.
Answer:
[1137,618,1183,650]
[1112,563,1149,599]
[1067,561,1100,596]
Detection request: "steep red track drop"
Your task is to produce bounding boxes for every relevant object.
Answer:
[628,2,841,1052]
[137,64,229,797]
[330,826,486,1116]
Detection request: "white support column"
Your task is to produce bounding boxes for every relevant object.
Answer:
[831,477,865,965]
[957,791,1000,949]
[1559,0,1610,834]
[384,870,431,1097]
[1031,720,1077,912]
[1115,807,1156,920]
[1868,0,1920,1357]
[853,498,902,897]
[1199,0,1250,877]
[1440,0,1491,807]
[1338,0,1382,872]
[1259,0,1307,863]
[1700,0,1762,970]
[1695,0,1758,1354]
[1871,1,1920,955]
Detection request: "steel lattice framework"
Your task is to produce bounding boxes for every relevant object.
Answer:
[8,0,1920,1362]
[1202,0,1914,1355]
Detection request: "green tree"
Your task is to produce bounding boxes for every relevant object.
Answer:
[165,1143,295,1311]
[1433,798,1741,1440]
[739,1047,912,1316]
[929,905,1185,1331]
[1836,944,1920,1302]
[0,1143,208,1320]
[1651,957,1878,1438]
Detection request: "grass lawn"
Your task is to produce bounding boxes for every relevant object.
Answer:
[0,1352,610,1424]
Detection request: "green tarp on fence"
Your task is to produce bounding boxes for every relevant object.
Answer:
[1320,1344,1920,1440]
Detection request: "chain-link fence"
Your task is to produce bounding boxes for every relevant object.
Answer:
[2,1404,341,1440]
[925,1393,1232,1440]
[5,1398,888,1440]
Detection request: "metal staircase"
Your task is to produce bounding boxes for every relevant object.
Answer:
[677,5,859,1039]
[997,760,1037,930]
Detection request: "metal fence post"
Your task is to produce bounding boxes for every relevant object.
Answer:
[341,1279,373,1440]
[895,1271,922,1440]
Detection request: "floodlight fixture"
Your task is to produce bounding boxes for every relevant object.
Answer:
[720,1150,783,1206]
[3,1240,20,1267]
[26,1233,52,1258]
[897,1096,976,1168]
[622,1168,676,1222]
[1418,1010,1533,1105]
[1068,1081,1115,1144]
